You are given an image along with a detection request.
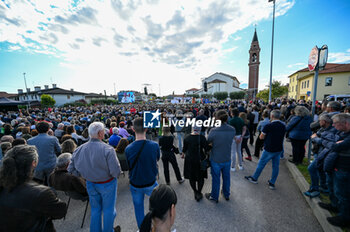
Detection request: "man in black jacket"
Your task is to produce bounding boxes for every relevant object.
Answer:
[325,113,350,227]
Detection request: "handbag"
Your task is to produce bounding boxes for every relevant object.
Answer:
[198,135,210,171]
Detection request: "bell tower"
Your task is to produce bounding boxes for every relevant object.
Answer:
[248,28,260,99]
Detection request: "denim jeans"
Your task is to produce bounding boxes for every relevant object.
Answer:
[252,150,282,184]
[130,181,158,228]
[176,132,184,153]
[231,136,242,168]
[210,161,231,201]
[326,172,338,208]
[86,178,117,232]
[334,169,350,220]
[308,155,327,191]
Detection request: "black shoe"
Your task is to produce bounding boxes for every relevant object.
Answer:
[327,216,350,227]
[166,182,170,185]
[114,225,121,232]
[267,180,276,190]
[318,202,338,213]
[178,177,185,184]
[205,193,218,203]
[288,159,296,164]
[197,192,203,201]
[244,176,258,184]
[221,190,229,201]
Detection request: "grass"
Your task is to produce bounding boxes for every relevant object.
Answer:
[295,158,349,232]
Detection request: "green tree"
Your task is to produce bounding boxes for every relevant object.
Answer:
[40,94,56,107]
[187,94,199,98]
[256,80,288,102]
[201,94,213,99]
[230,91,246,100]
[214,91,228,100]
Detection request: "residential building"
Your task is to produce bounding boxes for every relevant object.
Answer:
[288,63,350,101]
[185,88,199,95]
[195,72,242,96]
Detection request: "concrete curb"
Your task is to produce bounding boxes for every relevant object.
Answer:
[285,160,342,232]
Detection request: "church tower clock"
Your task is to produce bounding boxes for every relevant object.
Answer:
[248,28,260,99]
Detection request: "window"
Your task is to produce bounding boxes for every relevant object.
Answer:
[325,77,332,86]
[307,80,309,88]
[292,86,294,92]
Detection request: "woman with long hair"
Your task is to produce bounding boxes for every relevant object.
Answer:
[0,145,67,231]
[140,184,177,232]
[61,139,77,154]
[239,112,252,161]
[115,138,129,171]
[159,127,184,185]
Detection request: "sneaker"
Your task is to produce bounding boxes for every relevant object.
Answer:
[327,215,350,227]
[245,157,252,161]
[221,190,229,201]
[231,167,236,172]
[303,189,320,198]
[205,193,218,203]
[267,181,276,190]
[238,165,243,170]
[244,176,258,184]
[318,202,338,213]
[178,178,185,184]
[114,225,121,232]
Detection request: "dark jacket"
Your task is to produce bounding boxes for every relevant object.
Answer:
[324,131,350,172]
[48,169,88,196]
[0,181,67,232]
[314,127,338,171]
[286,115,312,140]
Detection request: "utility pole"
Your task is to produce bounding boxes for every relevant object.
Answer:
[268,0,276,103]
[23,72,30,109]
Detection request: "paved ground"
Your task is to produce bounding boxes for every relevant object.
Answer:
[54,138,322,232]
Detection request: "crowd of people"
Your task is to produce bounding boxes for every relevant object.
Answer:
[0,98,349,231]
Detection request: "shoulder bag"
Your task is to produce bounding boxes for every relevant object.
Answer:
[129,140,147,171]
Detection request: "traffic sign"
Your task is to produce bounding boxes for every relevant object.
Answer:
[308,46,319,71]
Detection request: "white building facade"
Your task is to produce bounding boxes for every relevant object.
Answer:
[195,72,242,96]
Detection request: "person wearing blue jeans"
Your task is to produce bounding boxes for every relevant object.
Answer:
[130,181,158,228]
[86,179,118,232]
[304,154,327,198]
[210,161,231,201]
[205,110,236,203]
[245,110,286,190]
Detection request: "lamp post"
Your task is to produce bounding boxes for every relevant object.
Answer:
[23,72,30,109]
[268,0,276,103]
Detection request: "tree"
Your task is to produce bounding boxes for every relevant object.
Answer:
[230,91,245,100]
[201,94,213,99]
[256,80,288,102]
[41,94,56,107]
[214,92,228,100]
[187,94,199,98]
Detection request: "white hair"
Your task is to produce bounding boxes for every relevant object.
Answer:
[88,122,105,138]
[112,127,119,135]
[57,153,72,168]
[57,123,64,129]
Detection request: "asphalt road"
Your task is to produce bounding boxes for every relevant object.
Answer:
[54,139,322,232]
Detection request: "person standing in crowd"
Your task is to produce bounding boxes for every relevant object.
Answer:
[239,112,252,161]
[68,122,121,232]
[245,110,286,190]
[254,110,270,158]
[118,122,130,138]
[182,126,209,201]
[195,109,208,136]
[324,113,350,227]
[229,108,246,171]
[109,127,121,148]
[304,114,336,198]
[54,123,65,139]
[140,184,177,232]
[159,126,184,185]
[0,145,67,232]
[27,121,61,185]
[286,106,313,165]
[174,110,185,154]
[125,118,160,229]
[252,106,260,138]
[205,110,236,203]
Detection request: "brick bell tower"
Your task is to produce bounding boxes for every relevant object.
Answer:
[248,28,260,99]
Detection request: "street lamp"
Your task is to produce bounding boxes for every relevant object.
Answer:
[268,0,276,103]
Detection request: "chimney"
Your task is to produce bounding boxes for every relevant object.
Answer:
[26,88,30,93]
[44,85,49,90]
[52,84,57,88]
[18,89,23,94]
[70,88,74,92]
[34,86,41,91]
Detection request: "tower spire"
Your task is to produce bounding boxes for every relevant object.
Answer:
[252,27,258,42]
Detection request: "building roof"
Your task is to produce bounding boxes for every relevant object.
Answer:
[205,72,240,84]
[85,93,104,98]
[17,87,86,95]
[289,63,350,77]
[0,92,17,98]
[252,28,258,42]
[186,88,199,92]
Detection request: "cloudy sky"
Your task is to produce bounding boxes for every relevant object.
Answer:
[0,0,349,96]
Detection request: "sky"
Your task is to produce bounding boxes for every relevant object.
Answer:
[0,0,350,96]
